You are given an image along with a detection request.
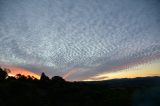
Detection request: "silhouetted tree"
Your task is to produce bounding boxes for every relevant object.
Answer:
[26,75,38,81]
[31,76,38,80]
[16,74,27,80]
[51,76,65,83]
[40,72,49,81]
[7,76,16,80]
[0,67,9,80]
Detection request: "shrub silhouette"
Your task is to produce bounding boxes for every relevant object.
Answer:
[7,76,16,80]
[51,76,65,83]
[27,75,38,81]
[16,74,28,80]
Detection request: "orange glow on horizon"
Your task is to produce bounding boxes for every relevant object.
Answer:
[0,65,40,79]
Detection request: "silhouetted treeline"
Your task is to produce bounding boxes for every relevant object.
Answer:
[0,67,159,106]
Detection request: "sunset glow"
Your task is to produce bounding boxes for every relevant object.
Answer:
[4,65,40,79]
[85,59,160,81]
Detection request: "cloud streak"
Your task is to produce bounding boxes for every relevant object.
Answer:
[63,68,80,79]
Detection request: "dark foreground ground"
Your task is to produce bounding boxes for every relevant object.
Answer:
[0,76,160,106]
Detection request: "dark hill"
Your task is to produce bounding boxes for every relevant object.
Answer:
[0,68,159,106]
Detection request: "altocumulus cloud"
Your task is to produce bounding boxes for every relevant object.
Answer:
[0,0,160,80]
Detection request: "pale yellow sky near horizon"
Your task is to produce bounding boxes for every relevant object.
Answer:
[85,59,160,81]
[1,59,159,81]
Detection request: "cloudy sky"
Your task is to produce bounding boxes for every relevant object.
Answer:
[0,0,160,80]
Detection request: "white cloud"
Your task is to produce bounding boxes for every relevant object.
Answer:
[0,0,160,80]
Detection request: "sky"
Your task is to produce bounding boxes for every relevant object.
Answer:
[0,0,160,81]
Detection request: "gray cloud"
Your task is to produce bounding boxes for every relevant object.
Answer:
[0,0,160,80]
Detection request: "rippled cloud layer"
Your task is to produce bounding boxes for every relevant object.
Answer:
[0,0,160,80]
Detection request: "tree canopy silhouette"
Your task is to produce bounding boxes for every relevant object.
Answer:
[51,76,65,83]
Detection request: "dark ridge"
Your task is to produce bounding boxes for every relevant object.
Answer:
[0,67,160,106]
